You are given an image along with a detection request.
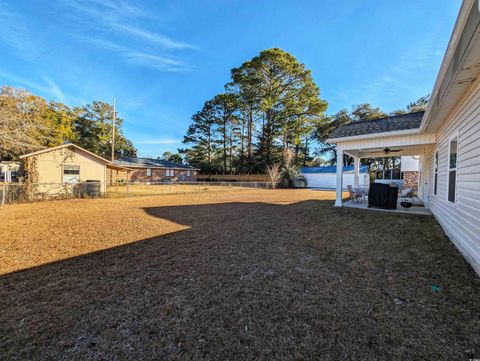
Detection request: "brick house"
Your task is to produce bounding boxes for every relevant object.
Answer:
[113,158,199,183]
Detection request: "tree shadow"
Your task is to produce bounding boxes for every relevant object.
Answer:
[1,199,479,360]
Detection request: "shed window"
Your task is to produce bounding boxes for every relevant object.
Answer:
[64,165,80,174]
[146,168,152,177]
[63,165,80,184]
[448,138,457,203]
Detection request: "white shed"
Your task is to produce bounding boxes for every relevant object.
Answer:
[300,165,369,189]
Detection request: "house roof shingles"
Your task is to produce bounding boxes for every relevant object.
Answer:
[115,157,198,170]
[329,111,425,139]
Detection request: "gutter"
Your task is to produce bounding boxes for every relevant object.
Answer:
[421,0,478,132]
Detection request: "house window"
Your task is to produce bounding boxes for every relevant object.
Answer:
[448,138,457,203]
[146,168,152,177]
[391,169,401,180]
[375,169,401,180]
[186,170,191,177]
[63,165,80,184]
[166,169,175,177]
[434,151,438,195]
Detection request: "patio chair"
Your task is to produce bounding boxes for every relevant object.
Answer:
[347,185,364,203]
[354,186,367,202]
[401,187,416,205]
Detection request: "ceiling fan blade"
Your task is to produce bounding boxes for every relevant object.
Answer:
[390,149,403,152]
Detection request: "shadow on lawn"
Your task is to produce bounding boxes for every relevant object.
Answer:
[1,199,480,361]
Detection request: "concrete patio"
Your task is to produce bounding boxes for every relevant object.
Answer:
[343,196,431,215]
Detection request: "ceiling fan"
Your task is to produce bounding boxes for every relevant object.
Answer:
[383,147,403,154]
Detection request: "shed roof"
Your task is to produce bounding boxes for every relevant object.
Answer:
[329,111,425,139]
[300,165,369,174]
[21,143,110,164]
[115,157,199,170]
[19,144,131,171]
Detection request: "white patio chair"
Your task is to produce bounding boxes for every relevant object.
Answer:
[347,185,364,202]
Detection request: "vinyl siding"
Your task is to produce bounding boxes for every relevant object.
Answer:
[427,78,480,275]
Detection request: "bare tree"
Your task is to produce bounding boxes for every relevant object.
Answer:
[0,87,51,159]
[266,164,281,189]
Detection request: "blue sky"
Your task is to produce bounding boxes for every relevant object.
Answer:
[0,0,461,157]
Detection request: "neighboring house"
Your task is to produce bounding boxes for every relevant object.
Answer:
[19,143,128,195]
[114,158,199,183]
[327,0,480,274]
[300,165,369,189]
[373,156,420,190]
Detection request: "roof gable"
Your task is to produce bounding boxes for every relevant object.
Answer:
[19,143,112,164]
[329,111,425,140]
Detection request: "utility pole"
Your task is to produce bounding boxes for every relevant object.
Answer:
[111,98,116,163]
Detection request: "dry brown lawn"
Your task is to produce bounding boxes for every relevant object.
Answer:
[106,183,252,198]
[1,188,479,360]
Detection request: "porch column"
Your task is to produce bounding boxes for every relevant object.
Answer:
[353,156,360,189]
[335,147,344,207]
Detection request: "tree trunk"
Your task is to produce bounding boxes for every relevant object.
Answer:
[247,108,253,159]
[223,117,227,173]
[207,127,212,165]
[303,136,308,167]
[240,116,245,172]
[265,109,272,166]
[229,127,233,174]
[283,127,288,153]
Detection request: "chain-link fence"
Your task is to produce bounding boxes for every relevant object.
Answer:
[106,181,274,198]
[0,181,105,205]
[0,181,275,205]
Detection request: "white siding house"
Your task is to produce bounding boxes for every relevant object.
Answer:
[327,0,480,275]
[425,75,480,274]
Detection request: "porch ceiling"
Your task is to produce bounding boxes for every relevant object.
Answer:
[345,145,429,158]
[338,131,435,159]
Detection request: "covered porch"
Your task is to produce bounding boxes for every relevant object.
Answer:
[331,130,435,211]
[343,196,431,215]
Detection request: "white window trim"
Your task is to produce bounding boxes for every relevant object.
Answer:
[146,168,152,177]
[446,132,459,205]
